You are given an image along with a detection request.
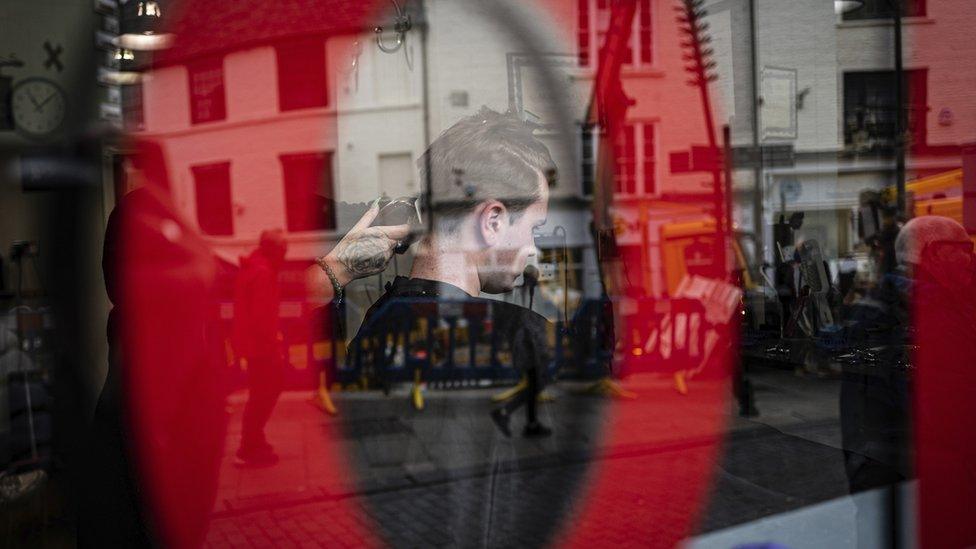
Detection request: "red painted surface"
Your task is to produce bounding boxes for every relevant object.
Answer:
[123,1,737,546]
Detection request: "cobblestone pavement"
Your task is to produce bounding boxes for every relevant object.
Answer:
[204,366,849,548]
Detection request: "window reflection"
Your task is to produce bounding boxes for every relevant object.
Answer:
[2,0,975,547]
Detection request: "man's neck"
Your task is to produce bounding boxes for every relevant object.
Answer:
[409,240,480,297]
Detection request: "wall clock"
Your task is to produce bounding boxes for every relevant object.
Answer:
[11,77,66,139]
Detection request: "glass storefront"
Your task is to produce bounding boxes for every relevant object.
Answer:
[1,0,974,547]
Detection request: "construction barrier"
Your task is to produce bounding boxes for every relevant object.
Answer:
[302,295,721,391]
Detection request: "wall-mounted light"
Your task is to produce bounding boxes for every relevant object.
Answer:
[834,0,864,14]
[374,0,411,54]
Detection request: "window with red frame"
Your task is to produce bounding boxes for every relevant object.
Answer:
[577,0,653,67]
[614,124,637,195]
[611,122,657,196]
[188,56,226,124]
[192,161,234,236]
[281,152,336,232]
[641,123,657,195]
[275,37,328,111]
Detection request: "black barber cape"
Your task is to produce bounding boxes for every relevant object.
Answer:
[339,277,603,547]
[349,276,551,381]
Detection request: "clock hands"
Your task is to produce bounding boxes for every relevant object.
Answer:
[27,89,42,110]
[36,93,58,111]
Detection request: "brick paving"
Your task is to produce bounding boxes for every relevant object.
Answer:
[204,367,849,547]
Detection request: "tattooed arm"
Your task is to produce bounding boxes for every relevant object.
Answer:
[307,201,411,295]
[325,225,409,284]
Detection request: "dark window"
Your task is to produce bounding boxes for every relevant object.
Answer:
[578,0,653,67]
[844,69,927,152]
[281,152,335,232]
[581,125,596,196]
[276,37,328,111]
[580,124,653,196]
[188,56,226,124]
[192,162,233,236]
[122,82,144,131]
[638,0,652,65]
[842,0,925,21]
[577,0,590,66]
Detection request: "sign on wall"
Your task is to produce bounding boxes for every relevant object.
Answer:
[761,66,797,141]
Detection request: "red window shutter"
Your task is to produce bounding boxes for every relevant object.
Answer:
[281,152,335,232]
[276,37,328,111]
[188,56,226,124]
[192,162,233,236]
[907,68,928,148]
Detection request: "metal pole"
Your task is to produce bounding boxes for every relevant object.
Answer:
[892,0,906,217]
[888,9,906,549]
[724,124,734,240]
[419,1,433,237]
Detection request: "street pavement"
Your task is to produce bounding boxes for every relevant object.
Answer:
[204,365,851,548]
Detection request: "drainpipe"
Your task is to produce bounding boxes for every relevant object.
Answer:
[749,0,764,257]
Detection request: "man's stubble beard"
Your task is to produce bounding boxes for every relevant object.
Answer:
[478,247,524,294]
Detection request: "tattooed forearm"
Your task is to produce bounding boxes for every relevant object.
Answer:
[321,205,409,285]
[335,232,391,277]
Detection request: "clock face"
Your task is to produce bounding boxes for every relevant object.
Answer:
[11,78,67,138]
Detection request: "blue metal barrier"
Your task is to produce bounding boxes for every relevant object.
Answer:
[323,296,716,387]
[342,297,525,388]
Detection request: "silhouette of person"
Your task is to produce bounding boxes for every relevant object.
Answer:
[82,149,413,545]
[349,107,555,437]
[82,142,226,548]
[840,220,911,493]
[897,216,976,548]
[233,230,288,466]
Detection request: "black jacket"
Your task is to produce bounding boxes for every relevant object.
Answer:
[350,276,552,377]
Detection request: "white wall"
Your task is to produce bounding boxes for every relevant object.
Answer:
[141,31,427,261]
[837,0,976,149]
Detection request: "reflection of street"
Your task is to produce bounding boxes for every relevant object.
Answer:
[205,365,849,546]
[700,365,849,532]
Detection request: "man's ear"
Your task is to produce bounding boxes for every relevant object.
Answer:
[478,200,508,247]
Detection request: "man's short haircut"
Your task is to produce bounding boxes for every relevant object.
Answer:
[419,107,555,231]
[895,215,970,267]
